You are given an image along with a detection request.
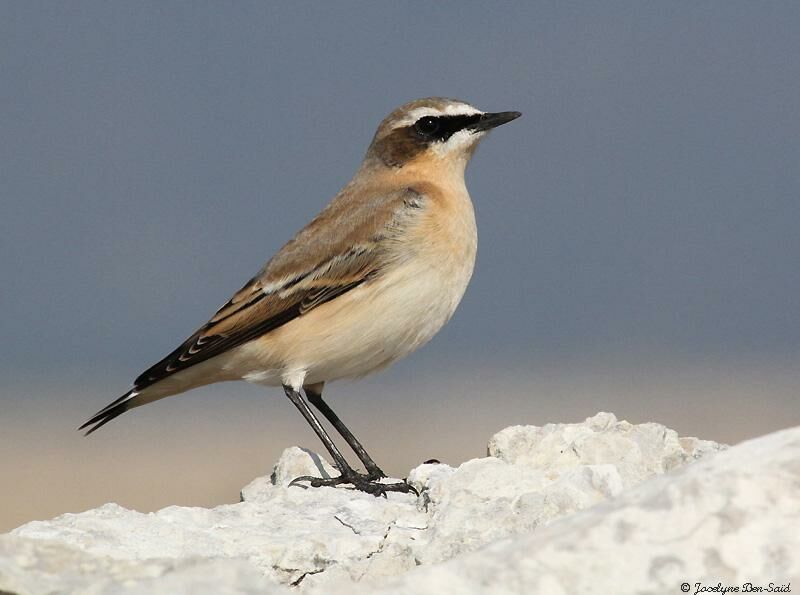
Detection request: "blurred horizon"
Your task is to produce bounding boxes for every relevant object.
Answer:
[2,2,798,532]
[3,351,798,532]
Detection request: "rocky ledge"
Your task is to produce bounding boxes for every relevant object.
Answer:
[2,412,798,594]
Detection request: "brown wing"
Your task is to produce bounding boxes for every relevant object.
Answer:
[132,186,426,391]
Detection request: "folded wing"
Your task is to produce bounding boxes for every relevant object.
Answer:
[133,186,427,391]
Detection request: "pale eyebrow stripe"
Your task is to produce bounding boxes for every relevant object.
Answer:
[395,104,483,127]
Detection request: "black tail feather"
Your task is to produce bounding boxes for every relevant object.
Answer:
[79,390,137,436]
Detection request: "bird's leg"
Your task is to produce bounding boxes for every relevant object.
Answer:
[283,385,417,497]
[282,385,355,475]
[304,384,386,480]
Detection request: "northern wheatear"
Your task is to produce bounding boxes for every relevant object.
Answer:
[81,97,520,495]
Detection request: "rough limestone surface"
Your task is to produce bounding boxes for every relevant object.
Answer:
[352,423,800,595]
[1,412,796,594]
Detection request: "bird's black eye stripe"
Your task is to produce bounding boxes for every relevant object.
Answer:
[412,114,483,142]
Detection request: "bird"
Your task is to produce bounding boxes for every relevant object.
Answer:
[80,97,521,496]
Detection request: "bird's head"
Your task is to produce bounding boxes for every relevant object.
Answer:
[365,97,521,172]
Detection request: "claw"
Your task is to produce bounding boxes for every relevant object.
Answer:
[287,470,417,497]
[287,475,317,489]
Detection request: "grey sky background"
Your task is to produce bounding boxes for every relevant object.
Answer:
[1,2,798,530]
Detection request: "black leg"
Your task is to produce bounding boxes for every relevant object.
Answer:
[283,385,417,498]
[305,386,386,479]
[282,385,355,475]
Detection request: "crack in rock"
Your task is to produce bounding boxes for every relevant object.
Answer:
[353,521,396,581]
[274,556,332,588]
[333,515,359,535]
[290,567,325,587]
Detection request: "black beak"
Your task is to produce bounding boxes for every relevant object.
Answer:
[470,111,522,132]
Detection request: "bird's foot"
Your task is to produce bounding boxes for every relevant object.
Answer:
[289,470,418,498]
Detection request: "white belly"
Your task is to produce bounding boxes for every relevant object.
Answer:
[305,254,474,383]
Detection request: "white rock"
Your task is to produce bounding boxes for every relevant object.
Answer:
[488,412,723,484]
[7,447,425,592]
[346,423,800,595]
[4,412,793,595]
[0,534,282,594]
[404,412,726,566]
[260,446,339,491]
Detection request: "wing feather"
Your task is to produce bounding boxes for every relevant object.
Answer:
[133,186,425,391]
